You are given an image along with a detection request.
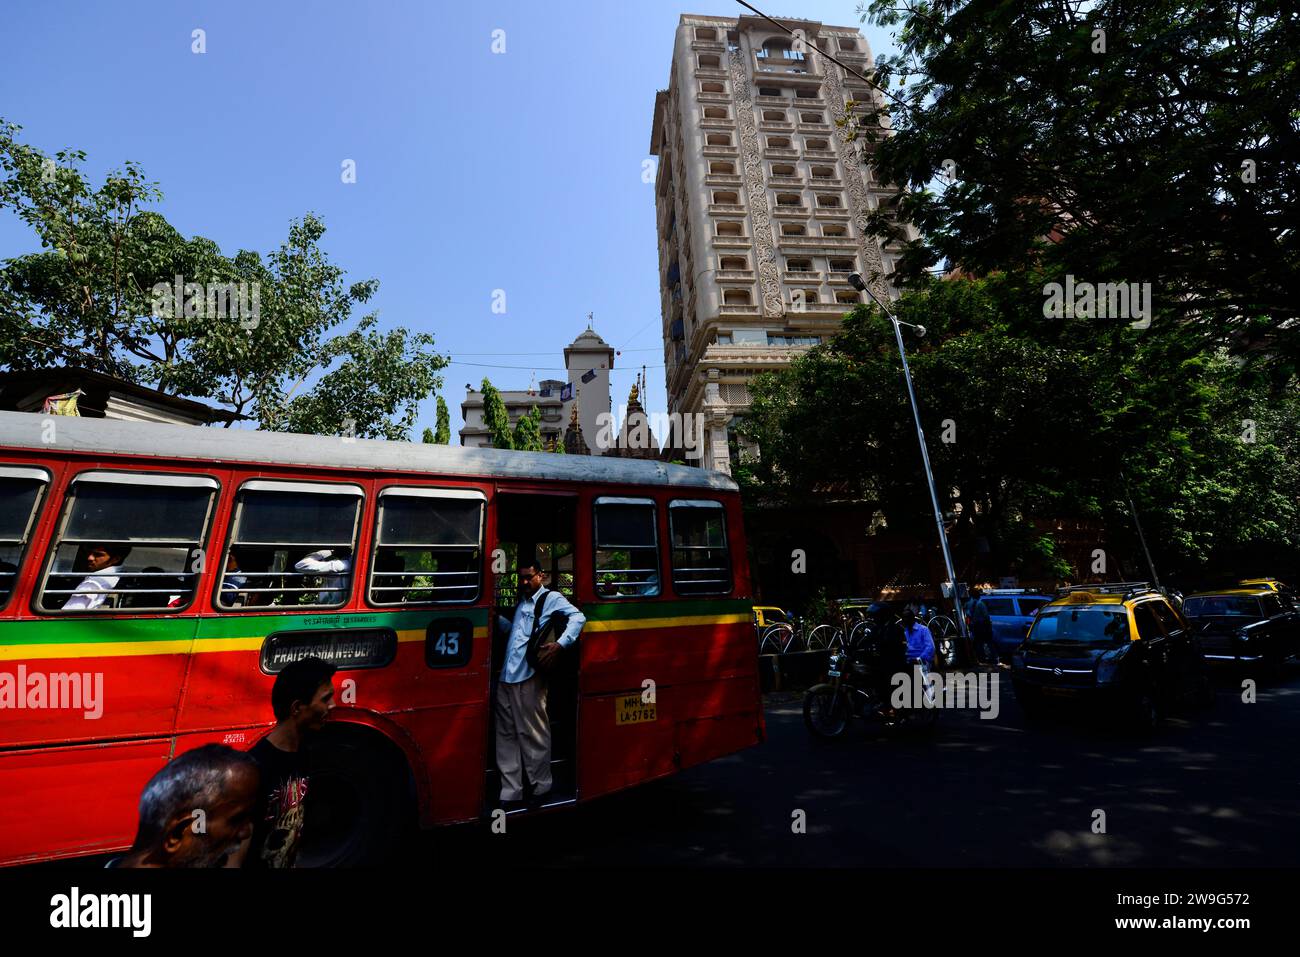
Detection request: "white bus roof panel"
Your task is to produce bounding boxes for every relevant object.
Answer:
[0,412,736,492]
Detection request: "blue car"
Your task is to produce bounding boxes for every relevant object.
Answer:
[979,592,1053,659]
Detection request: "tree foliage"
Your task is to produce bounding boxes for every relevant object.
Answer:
[434,395,451,444]
[512,404,544,452]
[738,277,1300,581]
[856,0,1300,378]
[0,120,447,438]
[480,378,513,450]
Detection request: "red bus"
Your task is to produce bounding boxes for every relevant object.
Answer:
[0,411,762,866]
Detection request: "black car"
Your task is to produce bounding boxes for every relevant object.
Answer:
[1010,584,1214,730]
[1181,588,1300,673]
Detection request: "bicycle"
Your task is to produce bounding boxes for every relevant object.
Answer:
[927,615,960,669]
[759,618,804,655]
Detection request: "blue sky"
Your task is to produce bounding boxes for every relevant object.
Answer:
[0,0,898,436]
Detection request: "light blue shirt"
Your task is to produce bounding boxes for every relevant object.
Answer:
[903,621,935,664]
[498,586,585,684]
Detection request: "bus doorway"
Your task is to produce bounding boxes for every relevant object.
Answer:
[489,491,579,811]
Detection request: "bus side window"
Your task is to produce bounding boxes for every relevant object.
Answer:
[369,488,484,605]
[218,481,363,609]
[0,467,51,610]
[668,500,732,596]
[37,472,218,613]
[593,497,660,598]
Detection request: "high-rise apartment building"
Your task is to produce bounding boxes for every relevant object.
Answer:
[651,13,912,473]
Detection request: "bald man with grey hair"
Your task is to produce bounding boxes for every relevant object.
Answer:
[113,744,261,868]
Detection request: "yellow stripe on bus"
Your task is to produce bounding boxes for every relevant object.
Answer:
[584,613,750,633]
[0,627,487,662]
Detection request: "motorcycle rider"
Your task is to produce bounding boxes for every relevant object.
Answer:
[900,606,937,712]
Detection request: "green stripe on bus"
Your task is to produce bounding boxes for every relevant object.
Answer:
[0,598,749,646]
[0,608,490,646]
[577,597,752,622]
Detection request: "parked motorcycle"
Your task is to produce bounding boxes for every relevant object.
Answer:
[803,627,939,738]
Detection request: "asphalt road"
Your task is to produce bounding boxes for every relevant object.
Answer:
[431,665,1300,867]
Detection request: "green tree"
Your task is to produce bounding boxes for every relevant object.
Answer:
[434,395,451,444]
[512,404,544,452]
[0,120,447,438]
[422,427,435,444]
[480,378,513,450]
[855,0,1300,377]
[739,277,1299,579]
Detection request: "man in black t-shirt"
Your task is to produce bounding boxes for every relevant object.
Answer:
[246,656,337,868]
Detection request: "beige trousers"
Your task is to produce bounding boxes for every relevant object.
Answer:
[494,674,551,801]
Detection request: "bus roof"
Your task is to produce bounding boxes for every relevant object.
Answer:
[0,410,738,492]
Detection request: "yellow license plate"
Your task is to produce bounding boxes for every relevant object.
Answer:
[615,694,657,725]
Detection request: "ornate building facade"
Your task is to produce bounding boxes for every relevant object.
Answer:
[650,13,914,473]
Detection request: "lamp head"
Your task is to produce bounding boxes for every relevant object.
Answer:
[847,272,868,292]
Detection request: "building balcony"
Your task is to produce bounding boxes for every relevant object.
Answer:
[695,68,728,80]
[718,303,761,317]
[768,174,804,187]
[716,268,755,281]
[826,270,858,284]
[782,270,823,283]
[798,121,832,133]
[701,117,737,130]
[691,40,726,52]
[763,147,800,159]
[758,120,795,133]
[810,176,843,188]
[755,95,788,106]
[792,96,827,107]
[709,203,747,215]
[697,91,731,104]
[804,148,838,160]
[756,65,818,79]
[705,173,742,187]
[777,233,857,250]
[703,145,739,158]
[711,235,753,249]
[813,205,851,220]
[771,203,810,217]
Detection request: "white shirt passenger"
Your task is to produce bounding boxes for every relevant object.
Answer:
[293,550,352,604]
[62,566,125,611]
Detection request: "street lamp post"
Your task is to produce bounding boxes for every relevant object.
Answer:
[848,273,970,650]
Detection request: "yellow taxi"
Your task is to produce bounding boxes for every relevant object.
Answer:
[753,606,790,630]
[1010,583,1214,730]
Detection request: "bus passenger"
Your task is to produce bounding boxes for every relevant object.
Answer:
[112,744,260,868]
[294,547,352,604]
[494,560,585,808]
[62,543,132,611]
[221,552,250,606]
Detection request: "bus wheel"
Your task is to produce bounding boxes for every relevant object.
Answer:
[299,728,416,868]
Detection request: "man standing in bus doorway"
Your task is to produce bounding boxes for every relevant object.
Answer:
[495,560,585,809]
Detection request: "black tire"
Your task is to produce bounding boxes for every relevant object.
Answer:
[298,729,416,868]
[803,684,851,739]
